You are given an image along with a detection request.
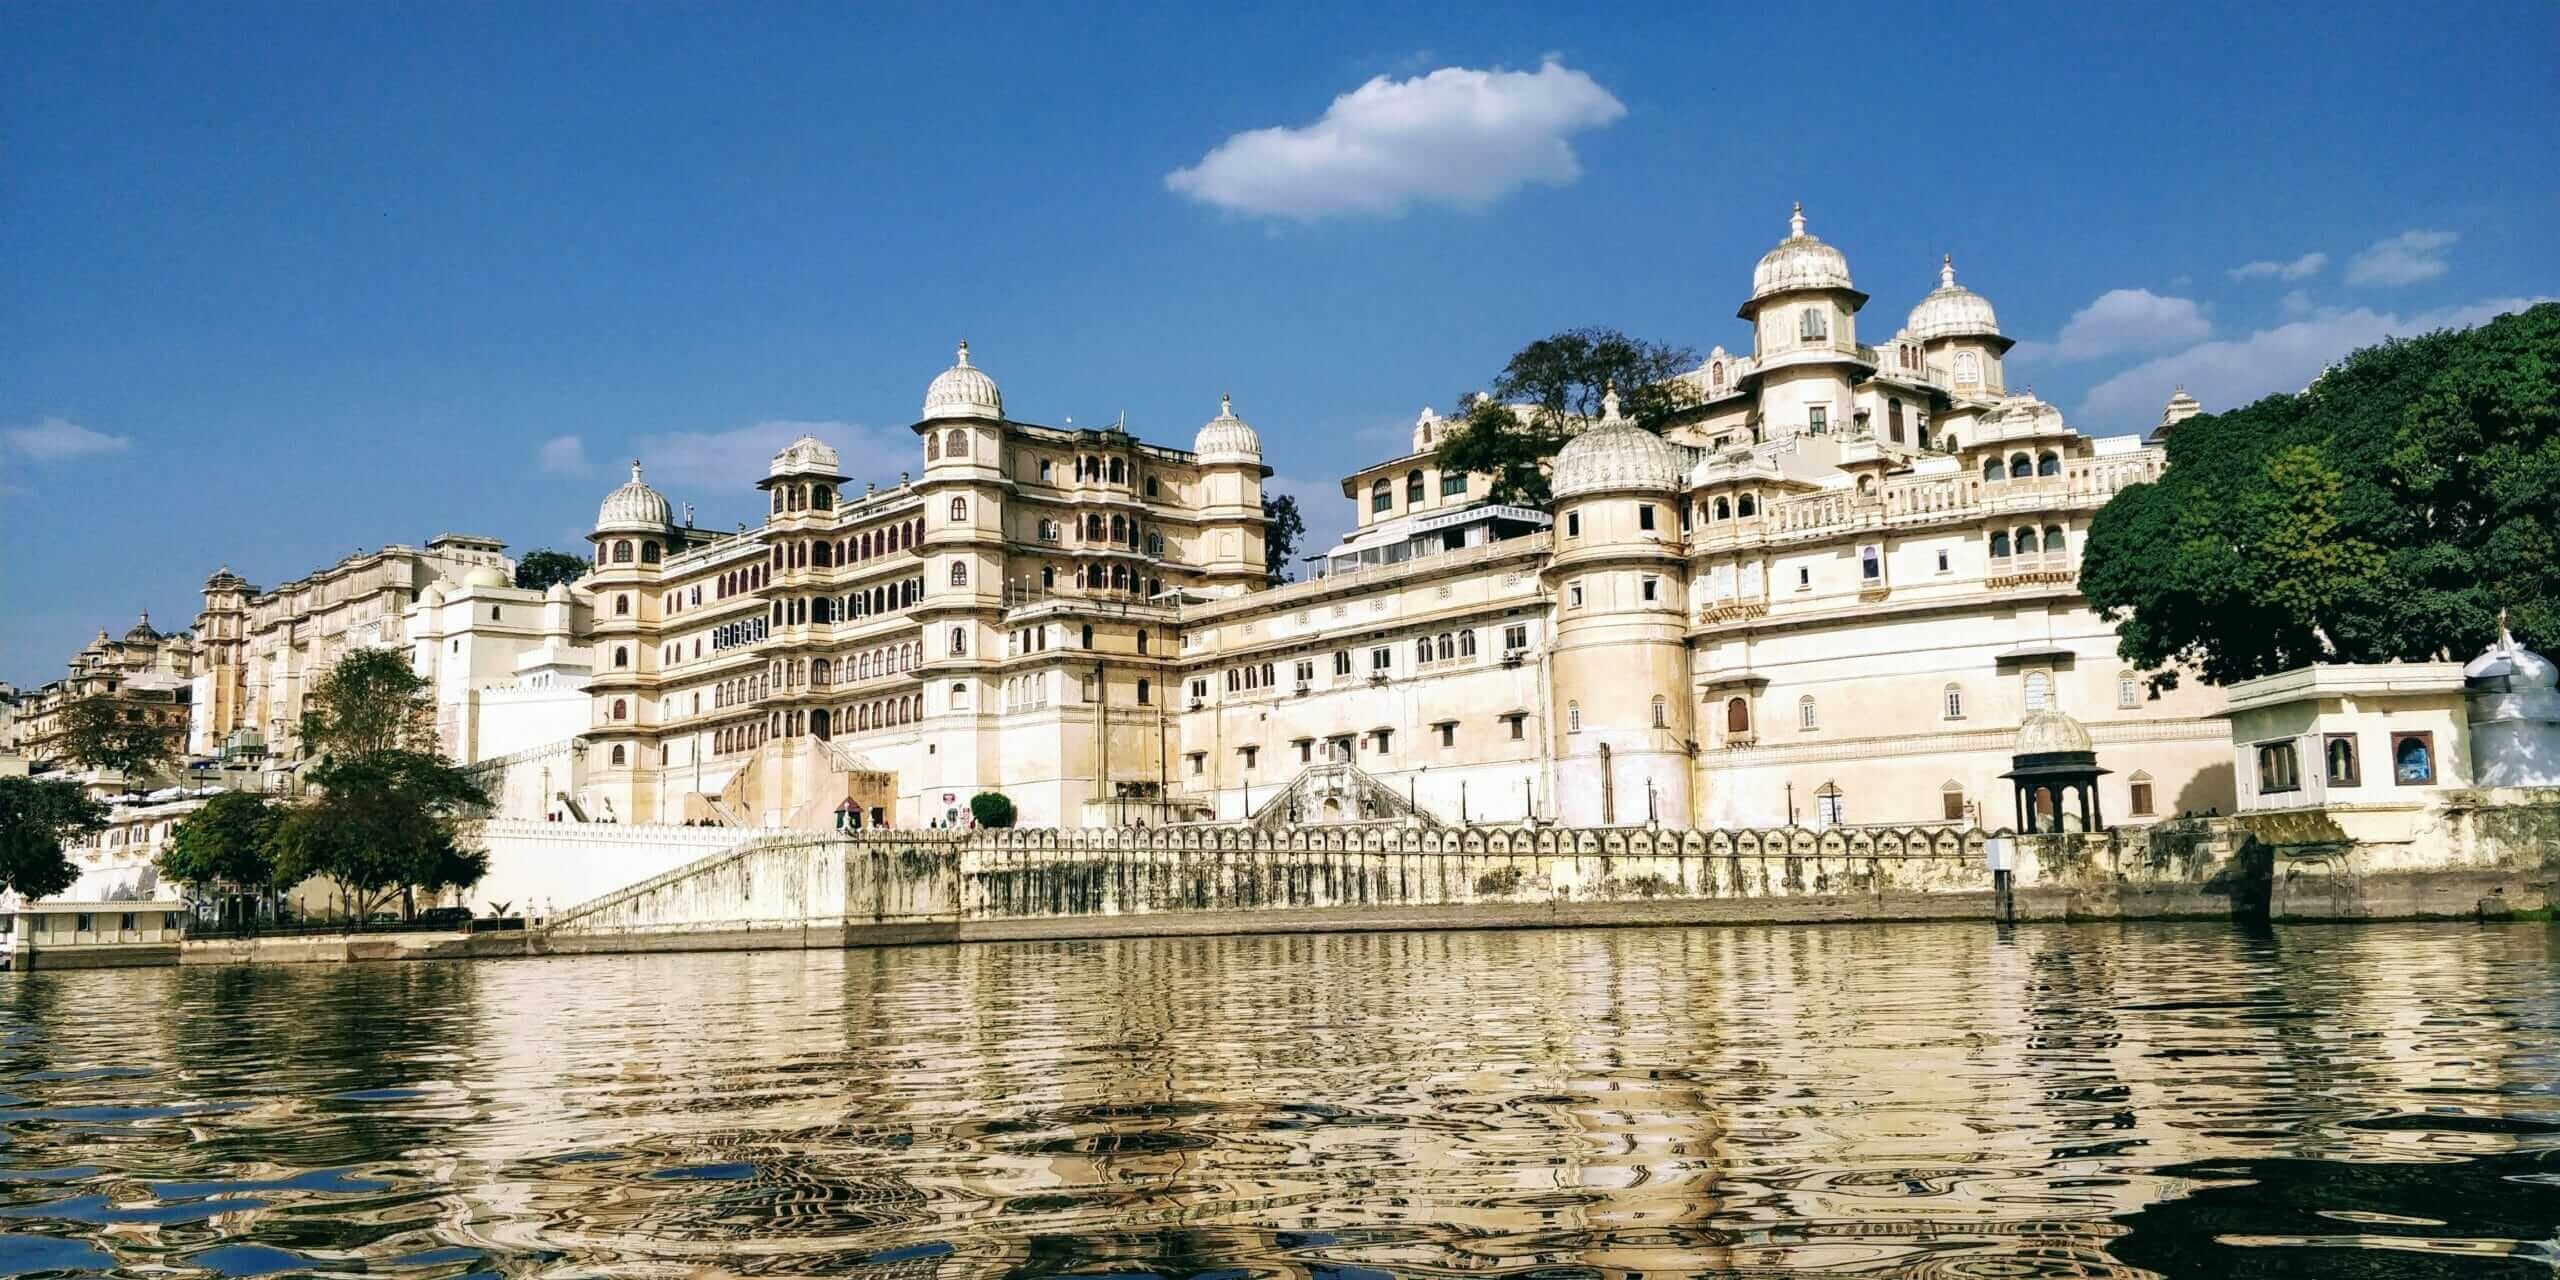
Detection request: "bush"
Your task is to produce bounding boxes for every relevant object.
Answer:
[969,792,1018,829]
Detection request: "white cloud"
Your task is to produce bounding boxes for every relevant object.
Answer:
[2228,251,2328,281]
[538,434,589,474]
[2013,288,2213,365]
[4,417,130,461]
[2346,230,2458,286]
[1165,59,1626,221]
[2279,288,2317,316]
[633,419,906,497]
[2078,295,2550,427]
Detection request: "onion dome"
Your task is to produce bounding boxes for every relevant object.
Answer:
[1750,202,1855,302]
[767,434,844,479]
[1552,391,1690,500]
[2015,709,2095,757]
[123,613,161,643]
[921,340,1003,421]
[1193,394,1262,464]
[596,460,673,534]
[2465,612,2558,690]
[1905,255,2005,343]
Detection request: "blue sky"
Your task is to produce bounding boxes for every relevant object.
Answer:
[5,1,2555,686]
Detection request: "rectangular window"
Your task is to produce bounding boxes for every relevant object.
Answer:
[1241,746,1257,769]
[1294,660,1314,684]
[2256,741,2302,794]
[76,913,93,933]
[1438,723,1456,748]
[1942,788,1966,822]
[1935,549,1951,573]
[1136,679,1151,705]
[1372,729,1392,754]
[1442,471,1466,496]
[1641,576,1659,602]
[1860,546,1882,581]
[1504,624,1528,650]
[2324,733,2361,787]
[1038,458,1052,481]
[1370,647,1392,672]
[1191,678,1209,701]
[1565,512,1580,538]
[120,912,137,932]
[1808,405,1828,433]
[1889,399,1905,443]
[2390,731,2436,785]
[1638,505,1656,531]
[1795,566,1812,589]
[1297,738,1314,763]
[1333,651,1352,676]
[1568,581,1585,610]
[1799,307,1827,341]
[2130,779,2155,816]
[1507,713,1526,740]
[1187,752,1204,775]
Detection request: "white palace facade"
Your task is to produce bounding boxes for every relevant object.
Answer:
[507,207,2235,833]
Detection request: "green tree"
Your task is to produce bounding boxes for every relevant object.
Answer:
[1433,327,1700,507]
[159,792,285,896]
[58,695,183,785]
[301,647,435,762]
[513,549,591,592]
[0,776,105,900]
[1263,493,1306,584]
[2083,302,2559,688]
[276,751,491,918]
[969,791,1017,829]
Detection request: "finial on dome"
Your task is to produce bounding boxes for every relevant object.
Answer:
[2499,606,2513,646]
[1941,254,1956,288]
[1790,201,1806,238]
[1601,379,1623,422]
[1220,393,1232,417]
[629,460,643,482]
[955,340,971,367]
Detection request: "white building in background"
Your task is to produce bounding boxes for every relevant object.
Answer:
[544,206,2237,834]
[406,568,597,820]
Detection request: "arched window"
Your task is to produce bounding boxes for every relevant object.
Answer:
[641,541,661,564]
[950,497,967,521]
[1990,531,2012,557]
[610,745,626,766]
[1436,634,1454,661]
[1145,531,1163,555]
[950,682,969,710]
[1136,630,1149,654]
[949,626,967,656]
[1371,479,1392,513]
[1737,494,1756,517]
[812,658,830,687]
[812,540,833,567]
[1941,781,1967,822]
[1814,781,1844,827]
[1714,496,1732,519]
[811,708,831,740]
[1650,695,1668,728]
[1797,696,1818,731]
[2024,670,2052,712]
[1416,637,1433,663]
[1406,469,1425,503]
[1567,702,1582,733]
[949,561,968,587]
[1108,457,1125,483]
[1982,456,2003,483]
[2009,453,2032,479]
[2016,526,2039,554]
[1943,683,1964,719]
[2129,770,2156,816]
[611,699,628,721]
[615,594,631,615]
[1711,360,1724,389]
[1954,350,1981,385]
[1725,697,1750,735]
[925,432,940,460]
[1458,630,1476,657]
[944,428,968,458]
[2038,451,2061,476]
[2043,524,2066,554]
[812,485,832,510]
[613,646,629,668]
[613,540,634,564]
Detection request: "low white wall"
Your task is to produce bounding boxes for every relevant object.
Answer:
[473,819,748,922]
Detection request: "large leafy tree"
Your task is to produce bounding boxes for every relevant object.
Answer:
[1433,327,1699,507]
[159,792,285,897]
[2083,302,2558,688]
[0,777,104,900]
[513,549,590,592]
[58,696,183,785]
[1263,493,1306,583]
[282,650,491,917]
[301,647,436,761]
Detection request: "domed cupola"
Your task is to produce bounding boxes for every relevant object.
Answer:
[767,433,844,479]
[922,340,1004,422]
[596,460,674,534]
[1905,255,2012,349]
[1550,386,1691,501]
[2015,709,2095,757]
[2465,612,2559,692]
[1749,202,1858,304]
[123,613,161,644]
[1194,394,1263,465]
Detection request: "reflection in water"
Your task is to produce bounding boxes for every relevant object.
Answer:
[0,923,2553,1278]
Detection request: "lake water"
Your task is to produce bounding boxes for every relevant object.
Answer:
[2,922,2554,1278]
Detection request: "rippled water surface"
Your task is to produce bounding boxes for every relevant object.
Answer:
[4,922,2556,1278]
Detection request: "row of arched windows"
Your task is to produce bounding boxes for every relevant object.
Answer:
[770,578,925,627]
[1226,662,1279,693]
[772,519,926,573]
[1415,630,1479,664]
[769,482,834,514]
[1982,450,2063,482]
[925,428,971,461]
[712,723,767,755]
[1004,673,1050,710]
[607,538,663,565]
[712,674,768,709]
[1699,493,1761,522]
[1989,524,2068,558]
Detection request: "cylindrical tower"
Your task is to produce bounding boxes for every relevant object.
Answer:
[1192,394,1268,595]
[586,461,675,822]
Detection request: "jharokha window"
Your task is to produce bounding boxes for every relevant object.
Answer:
[2256,741,2302,794]
[2325,734,2361,787]
[2391,732,2436,785]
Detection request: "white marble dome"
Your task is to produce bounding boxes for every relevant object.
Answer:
[1194,395,1262,464]
[1905,255,2002,342]
[2465,620,2558,689]
[461,564,509,590]
[1552,422,1688,501]
[596,461,672,533]
[767,433,842,479]
[922,341,1003,421]
[1751,202,1854,301]
[2015,709,2095,756]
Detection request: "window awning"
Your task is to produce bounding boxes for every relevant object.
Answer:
[1992,643,2076,666]
[1696,671,1771,692]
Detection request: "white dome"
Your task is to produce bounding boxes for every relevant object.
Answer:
[1552,422,1689,501]
[1750,202,1854,301]
[2466,617,2558,689]
[596,461,672,534]
[2015,709,2095,756]
[922,341,1003,421]
[416,581,445,606]
[1194,395,1262,463]
[462,564,509,590]
[767,434,843,479]
[1905,255,2003,342]
[544,581,572,602]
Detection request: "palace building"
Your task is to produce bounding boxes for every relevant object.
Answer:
[493,207,2235,833]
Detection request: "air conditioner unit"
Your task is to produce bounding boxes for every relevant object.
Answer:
[1187,698,1206,712]
[1294,682,1312,695]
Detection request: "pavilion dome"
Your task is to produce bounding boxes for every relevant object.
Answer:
[1552,388,1689,500]
[767,434,843,479]
[2015,709,2095,757]
[921,341,1003,421]
[461,564,509,590]
[2465,617,2558,690]
[1193,395,1262,464]
[596,461,673,534]
[1905,255,2003,342]
[1750,202,1855,301]
[123,614,161,643]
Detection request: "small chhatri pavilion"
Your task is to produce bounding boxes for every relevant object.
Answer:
[2004,709,2108,833]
